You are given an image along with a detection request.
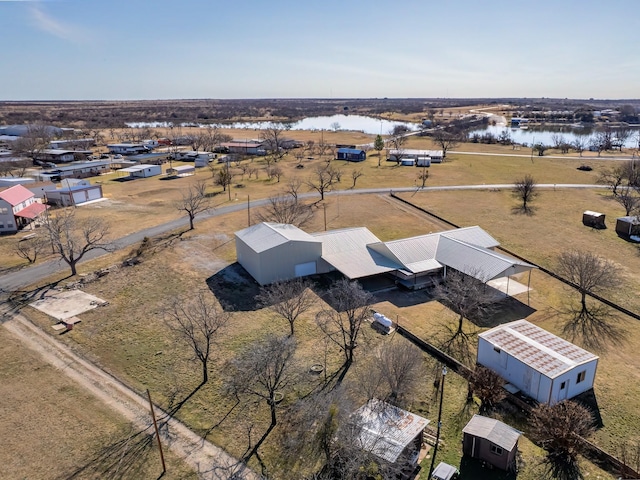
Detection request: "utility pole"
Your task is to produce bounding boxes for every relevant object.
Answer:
[247,195,250,226]
[427,366,447,478]
[146,389,166,475]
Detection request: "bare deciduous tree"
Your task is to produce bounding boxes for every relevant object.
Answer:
[165,291,230,386]
[513,174,538,214]
[255,194,314,227]
[417,166,429,188]
[572,136,588,157]
[15,235,48,264]
[431,130,461,158]
[434,268,495,365]
[316,279,372,367]
[42,209,111,276]
[374,341,424,407]
[557,250,624,349]
[286,177,303,202]
[530,400,595,480]
[175,180,210,230]
[469,366,506,413]
[261,122,288,161]
[265,165,283,182]
[306,164,341,201]
[255,278,317,336]
[225,335,297,462]
[350,169,363,189]
[214,165,233,192]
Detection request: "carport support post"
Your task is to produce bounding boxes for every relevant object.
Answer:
[146,389,166,475]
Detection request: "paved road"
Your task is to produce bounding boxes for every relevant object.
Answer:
[448,150,636,161]
[0,184,608,292]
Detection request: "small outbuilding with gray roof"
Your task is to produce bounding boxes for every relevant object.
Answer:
[477,319,599,404]
[462,415,521,471]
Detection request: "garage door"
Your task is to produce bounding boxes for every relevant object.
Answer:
[72,191,86,205]
[87,188,101,200]
[294,261,316,277]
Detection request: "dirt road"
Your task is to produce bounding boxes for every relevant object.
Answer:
[1,306,259,480]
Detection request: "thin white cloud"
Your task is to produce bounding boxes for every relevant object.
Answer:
[28,4,85,42]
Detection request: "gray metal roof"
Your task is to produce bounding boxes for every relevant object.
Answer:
[352,399,429,464]
[432,462,459,480]
[436,236,535,281]
[479,320,599,378]
[462,415,521,452]
[236,222,321,253]
[441,225,500,249]
[313,227,401,279]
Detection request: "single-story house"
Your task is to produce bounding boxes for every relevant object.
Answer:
[38,160,112,181]
[351,398,429,468]
[166,165,195,177]
[33,149,92,164]
[583,210,606,229]
[46,184,103,207]
[235,223,536,291]
[176,151,214,167]
[235,222,323,285]
[336,148,366,162]
[0,177,35,188]
[107,143,153,155]
[117,164,162,178]
[462,415,521,471]
[220,141,265,155]
[615,216,640,237]
[477,319,599,404]
[0,184,48,233]
[49,138,95,149]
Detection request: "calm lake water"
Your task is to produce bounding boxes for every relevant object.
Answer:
[127,115,639,148]
[469,124,640,149]
[126,114,420,135]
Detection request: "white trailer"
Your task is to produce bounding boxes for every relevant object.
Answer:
[477,320,598,404]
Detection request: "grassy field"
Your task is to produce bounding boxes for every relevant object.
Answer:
[3,131,637,478]
[0,132,614,271]
[14,190,622,479]
[0,327,197,480]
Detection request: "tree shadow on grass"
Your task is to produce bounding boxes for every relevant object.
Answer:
[459,456,518,480]
[60,424,159,480]
[560,301,626,352]
[511,205,536,216]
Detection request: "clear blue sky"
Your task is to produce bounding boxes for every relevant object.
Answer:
[1,0,639,100]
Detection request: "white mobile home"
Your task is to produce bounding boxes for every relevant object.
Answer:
[117,164,162,178]
[477,320,599,404]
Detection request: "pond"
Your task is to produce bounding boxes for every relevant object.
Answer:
[468,124,640,149]
[126,114,421,135]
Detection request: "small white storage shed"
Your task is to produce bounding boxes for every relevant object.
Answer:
[477,319,598,404]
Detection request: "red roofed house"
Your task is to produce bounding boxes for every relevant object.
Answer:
[0,184,49,234]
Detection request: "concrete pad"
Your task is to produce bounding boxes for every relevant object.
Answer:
[29,289,107,321]
[487,277,530,297]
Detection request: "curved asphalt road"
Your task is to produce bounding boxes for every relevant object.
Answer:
[0,184,607,292]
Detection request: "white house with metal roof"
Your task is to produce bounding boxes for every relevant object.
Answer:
[477,320,599,404]
[351,398,429,467]
[234,223,536,290]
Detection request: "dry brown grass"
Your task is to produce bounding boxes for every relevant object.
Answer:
[12,190,623,478]
[0,327,197,480]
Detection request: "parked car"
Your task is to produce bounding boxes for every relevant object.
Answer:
[113,154,123,159]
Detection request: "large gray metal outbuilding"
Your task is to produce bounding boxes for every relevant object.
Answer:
[235,223,323,285]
